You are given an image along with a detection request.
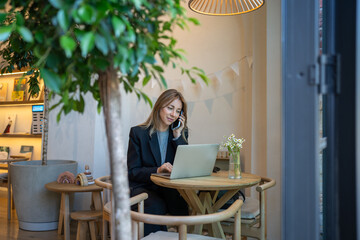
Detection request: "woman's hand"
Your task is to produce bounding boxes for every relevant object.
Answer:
[172,114,185,139]
[157,162,173,173]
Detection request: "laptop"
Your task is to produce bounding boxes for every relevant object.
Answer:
[152,144,219,179]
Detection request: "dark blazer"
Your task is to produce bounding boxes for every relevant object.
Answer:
[127,125,188,190]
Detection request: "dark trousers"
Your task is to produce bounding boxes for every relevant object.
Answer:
[130,185,188,236]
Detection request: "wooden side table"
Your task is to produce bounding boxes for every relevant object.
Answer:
[45,181,103,240]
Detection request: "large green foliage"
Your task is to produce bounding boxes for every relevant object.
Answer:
[0,0,208,119]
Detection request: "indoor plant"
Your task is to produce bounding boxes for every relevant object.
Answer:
[222,134,245,179]
[0,0,208,237]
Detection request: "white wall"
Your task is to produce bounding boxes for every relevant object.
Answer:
[47,93,109,210]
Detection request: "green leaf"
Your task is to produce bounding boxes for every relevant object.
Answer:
[188,17,200,25]
[34,31,44,43]
[77,95,85,113]
[60,36,76,57]
[80,32,95,57]
[140,92,152,108]
[15,13,24,26]
[78,4,96,24]
[95,34,108,55]
[142,75,151,86]
[153,65,164,72]
[160,74,167,88]
[57,10,69,32]
[40,68,61,93]
[49,0,63,9]
[0,26,12,41]
[111,16,125,37]
[56,110,62,123]
[0,13,7,23]
[17,26,33,42]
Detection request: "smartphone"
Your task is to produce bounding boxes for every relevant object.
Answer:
[171,110,183,130]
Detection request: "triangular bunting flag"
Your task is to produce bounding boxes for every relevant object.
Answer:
[223,93,233,108]
[215,71,223,84]
[246,56,253,69]
[187,101,195,118]
[230,62,240,76]
[204,99,214,114]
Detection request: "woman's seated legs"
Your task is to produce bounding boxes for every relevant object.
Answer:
[130,186,167,236]
[159,187,188,216]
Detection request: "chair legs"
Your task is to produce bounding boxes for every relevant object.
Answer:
[76,220,99,240]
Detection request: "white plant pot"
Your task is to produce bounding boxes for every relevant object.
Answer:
[10,160,77,231]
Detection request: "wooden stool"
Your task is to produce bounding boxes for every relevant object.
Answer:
[70,210,102,240]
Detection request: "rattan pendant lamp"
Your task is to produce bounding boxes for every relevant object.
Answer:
[188,0,264,16]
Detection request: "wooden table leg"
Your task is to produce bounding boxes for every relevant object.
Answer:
[92,191,103,210]
[63,193,70,240]
[91,191,103,236]
[58,193,64,235]
[202,192,225,239]
[7,166,11,220]
[178,189,240,239]
[178,189,206,235]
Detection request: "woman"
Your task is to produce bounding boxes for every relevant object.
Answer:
[127,89,189,236]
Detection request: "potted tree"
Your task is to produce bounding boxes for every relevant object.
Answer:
[0,0,208,237]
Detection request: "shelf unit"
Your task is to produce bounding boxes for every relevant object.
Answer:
[0,134,42,138]
[0,73,44,160]
[0,100,43,106]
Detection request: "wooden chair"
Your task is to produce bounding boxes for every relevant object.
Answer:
[130,192,243,240]
[95,176,112,240]
[221,177,276,240]
[70,210,103,240]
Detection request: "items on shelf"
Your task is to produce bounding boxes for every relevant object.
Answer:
[11,77,27,101]
[57,171,76,184]
[0,146,10,160]
[217,150,229,159]
[0,83,8,101]
[3,114,16,134]
[31,105,44,134]
[19,145,33,160]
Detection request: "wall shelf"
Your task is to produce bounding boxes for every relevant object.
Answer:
[0,134,42,138]
[0,100,43,106]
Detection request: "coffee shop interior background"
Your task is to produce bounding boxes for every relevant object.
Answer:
[0,1,281,239]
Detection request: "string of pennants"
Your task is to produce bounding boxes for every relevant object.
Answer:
[147,55,253,117]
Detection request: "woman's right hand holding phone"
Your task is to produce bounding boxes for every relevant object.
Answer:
[172,113,185,139]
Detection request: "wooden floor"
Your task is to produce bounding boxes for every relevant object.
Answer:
[0,188,77,240]
[0,188,241,240]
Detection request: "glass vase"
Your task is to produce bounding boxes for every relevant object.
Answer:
[229,152,241,179]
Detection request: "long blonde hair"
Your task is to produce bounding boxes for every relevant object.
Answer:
[141,89,188,139]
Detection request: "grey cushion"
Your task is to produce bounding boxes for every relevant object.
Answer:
[241,197,260,219]
[141,231,222,240]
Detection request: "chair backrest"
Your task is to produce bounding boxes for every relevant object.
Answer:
[256,177,275,227]
[130,193,243,240]
[94,175,112,208]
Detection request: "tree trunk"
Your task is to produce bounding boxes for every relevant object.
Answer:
[41,86,49,165]
[98,66,131,239]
